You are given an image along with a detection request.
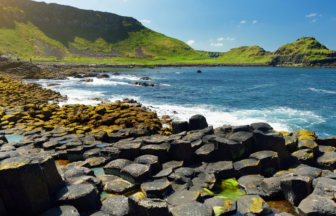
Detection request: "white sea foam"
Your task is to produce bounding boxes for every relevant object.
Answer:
[160,84,171,87]
[309,88,336,94]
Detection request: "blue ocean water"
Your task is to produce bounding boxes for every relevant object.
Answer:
[31,67,336,137]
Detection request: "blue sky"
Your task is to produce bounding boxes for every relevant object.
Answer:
[34,0,336,52]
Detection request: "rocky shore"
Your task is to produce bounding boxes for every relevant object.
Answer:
[0,76,335,216]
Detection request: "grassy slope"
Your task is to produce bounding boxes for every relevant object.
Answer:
[216,46,271,63]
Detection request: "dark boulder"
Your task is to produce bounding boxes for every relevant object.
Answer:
[260,177,284,198]
[140,178,173,199]
[234,159,261,177]
[101,195,129,216]
[231,125,250,133]
[172,121,189,134]
[237,195,272,216]
[104,179,135,194]
[134,155,162,174]
[238,175,266,198]
[170,202,214,216]
[104,159,133,176]
[140,144,170,163]
[214,137,246,161]
[228,132,254,155]
[97,74,110,79]
[316,152,336,170]
[250,123,273,132]
[249,151,279,177]
[280,176,312,206]
[298,194,336,216]
[194,143,216,162]
[206,161,234,179]
[168,140,193,163]
[139,77,153,81]
[120,164,151,185]
[74,74,84,78]
[166,190,200,206]
[189,114,208,131]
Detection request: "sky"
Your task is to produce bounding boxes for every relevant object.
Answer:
[34,0,336,52]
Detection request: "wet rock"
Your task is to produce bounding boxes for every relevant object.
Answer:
[291,149,314,165]
[237,195,272,216]
[74,74,84,78]
[232,125,250,133]
[316,152,336,170]
[170,202,214,216]
[104,159,133,176]
[229,132,254,155]
[191,139,203,151]
[54,184,99,213]
[166,190,201,206]
[162,160,183,170]
[0,156,51,215]
[194,143,216,162]
[132,198,169,216]
[153,167,173,179]
[83,148,101,160]
[78,79,93,83]
[285,136,298,153]
[129,82,158,87]
[238,175,266,197]
[293,165,322,179]
[104,179,135,194]
[204,198,236,216]
[260,177,284,198]
[189,114,208,131]
[298,194,336,216]
[141,178,174,198]
[134,154,162,174]
[97,74,110,79]
[63,167,94,180]
[67,147,84,162]
[249,151,279,177]
[298,139,319,153]
[30,152,65,196]
[253,131,288,167]
[98,174,122,187]
[120,163,151,185]
[168,140,193,163]
[84,157,107,168]
[118,142,142,160]
[175,167,195,178]
[206,161,234,179]
[101,195,129,216]
[280,175,312,206]
[172,121,189,134]
[234,159,261,177]
[250,123,273,132]
[70,175,103,191]
[100,147,119,161]
[40,205,80,216]
[215,137,246,161]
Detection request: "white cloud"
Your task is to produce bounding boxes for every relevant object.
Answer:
[306,13,317,17]
[210,43,223,47]
[187,40,195,45]
[218,37,235,41]
[241,21,246,24]
[140,20,151,23]
[253,20,257,23]
[310,19,317,22]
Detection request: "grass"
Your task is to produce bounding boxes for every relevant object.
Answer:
[0,1,334,65]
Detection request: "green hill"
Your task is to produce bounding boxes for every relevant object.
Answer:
[0,0,203,62]
[215,45,272,63]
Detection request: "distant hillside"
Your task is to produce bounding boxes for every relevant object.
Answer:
[197,51,225,58]
[216,45,272,63]
[0,0,202,60]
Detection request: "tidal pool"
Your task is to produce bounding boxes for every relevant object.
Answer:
[5,134,24,143]
[209,178,247,200]
[267,200,299,216]
[55,160,70,168]
[92,167,105,177]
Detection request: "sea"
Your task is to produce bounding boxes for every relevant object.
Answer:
[28,66,336,138]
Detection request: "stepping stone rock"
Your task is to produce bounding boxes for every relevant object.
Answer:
[67,147,84,162]
[316,152,336,170]
[280,176,312,206]
[215,137,246,161]
[285,136,298,152]
[298,139,318,153]
[100,147,120,161]
[84,157,107,168]
[234,158,261,177]
[312,178,336,199]
[135,154,161,174]
[194,143,216,162]
[101,195,129,216]
[293,165,322,180]
[238,175,266,197]
[141,178,173,198]
[40,205,80,216]
[171,202,214,216]
[204,198,237,216]
[168,140,193,163]
[83,148,101,160]
[98,174,122,187]
[298,194,336,216]
[54,184,99,213]
[291,149,314,165]
[250,151,279,177]
[206,161,234,179]
[166,190,201,206]
[316,137,336,147]
[229,132,254,154]
[172,121,189,134]
[63,167,94,179]
[134,198,170,216]
[175,167,195,178]
[162,160,183,170]
[237,195,272,216]
[104,159,133,176]
[189,114,208,131]
[318,145,336,153]
[0,156,51,215]
[253,131,287,167]
[118,142,142,160]
[140,144,170,163]
[120,163,150,185]
[104,179,135,194]
[70,175,102,190]
[260,177,284,198]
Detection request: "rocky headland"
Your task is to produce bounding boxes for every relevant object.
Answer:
[0,76,335,216]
